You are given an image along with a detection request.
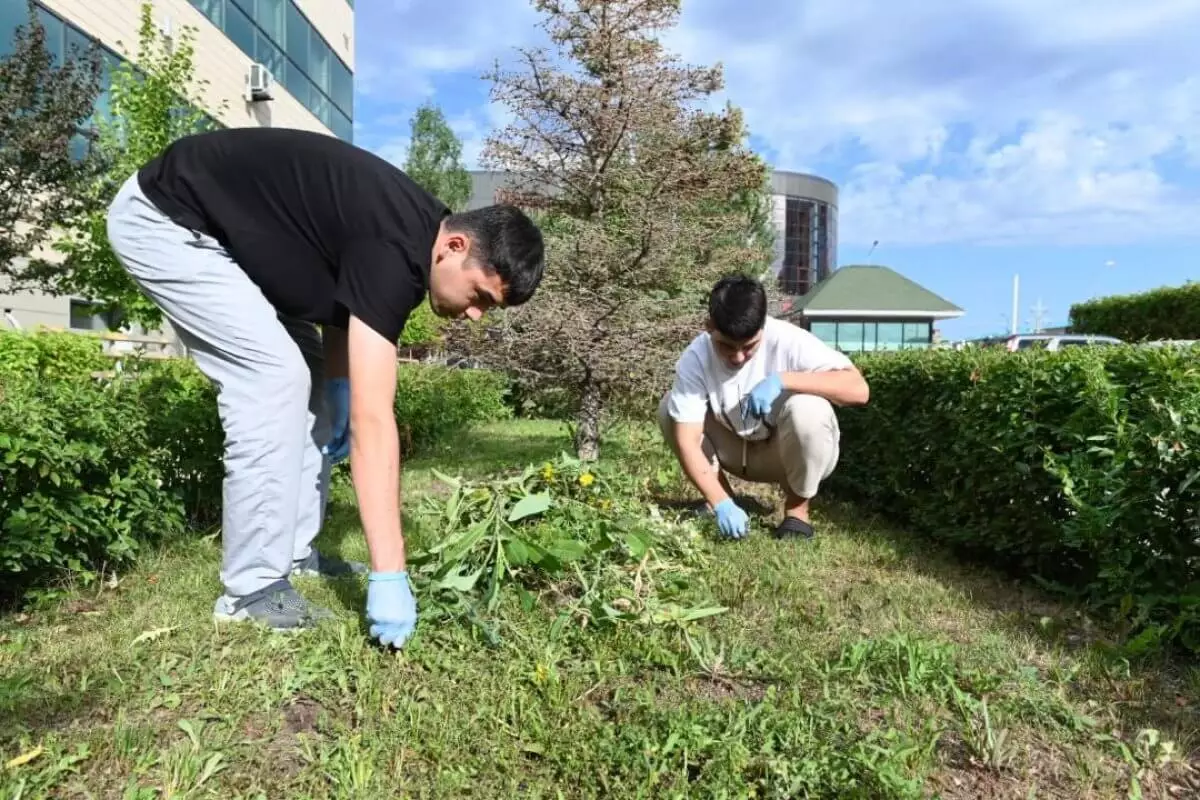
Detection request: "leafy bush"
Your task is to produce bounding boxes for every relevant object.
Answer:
[394,364,511,451]
[131,359,224,528]
[0,373,183,598]
[0,330,515,598]
[1069,281,1200,341]
[830,346,1200,651]
[0,329,108,380]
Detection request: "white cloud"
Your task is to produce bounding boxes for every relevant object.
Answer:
[355,0,1200,247]
[662,0,1200,246]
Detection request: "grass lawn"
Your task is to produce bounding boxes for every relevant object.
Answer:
[1,419,1198,798]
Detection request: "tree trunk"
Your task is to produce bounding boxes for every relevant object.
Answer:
[574,378,602,462]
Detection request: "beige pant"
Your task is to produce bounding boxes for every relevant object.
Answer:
[657,392,841,499]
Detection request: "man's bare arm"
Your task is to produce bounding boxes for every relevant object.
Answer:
[346,315,405,572]
[780,367,870,406]
[671,421,730,510]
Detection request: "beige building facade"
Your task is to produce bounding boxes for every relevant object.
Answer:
[0,0,355,334]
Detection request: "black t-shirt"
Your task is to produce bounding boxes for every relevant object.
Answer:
[137,127,449,343]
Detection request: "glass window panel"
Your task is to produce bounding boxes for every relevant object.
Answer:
[903,321,930,348]
[229,0,254,16]
[0,1,32,59]
[255,31,284,83]
[331,58,353,117]
[309,28,330,93]
[254,0,284,42]
[285,2,308,70]
[36,6,63,65]
[876,322,904,351]
[810,322,837,347]
[861,323,878,352]
[190,0,224,27]
[226,2,256,58]
[836,322,864,353]
[285,60,310,106]
[309,89,332,127]
[332,108,353,142]
[64,24,91,61]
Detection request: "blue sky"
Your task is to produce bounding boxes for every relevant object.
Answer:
[352,0,1200,341]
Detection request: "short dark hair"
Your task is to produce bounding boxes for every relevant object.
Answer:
[443,205,545,306]
[708,274,767,340]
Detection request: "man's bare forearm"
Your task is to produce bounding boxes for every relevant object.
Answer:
[673,424,730,509]
[781,368,870,406]
[350,412,406,572]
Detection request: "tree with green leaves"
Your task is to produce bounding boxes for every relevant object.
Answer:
[399,102,472,347]
[403,102,472,213]
[52,2,225,330]
[0,1,102,291]
[450,0,772,460]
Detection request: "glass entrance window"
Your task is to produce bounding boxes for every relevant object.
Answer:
[877,322,904,351]
[835,322,864,352]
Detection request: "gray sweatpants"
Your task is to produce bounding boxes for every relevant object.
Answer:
[106,173,333,598]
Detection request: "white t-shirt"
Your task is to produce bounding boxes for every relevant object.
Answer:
[665,317,853,441]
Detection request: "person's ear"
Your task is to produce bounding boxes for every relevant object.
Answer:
[446,232,469,255]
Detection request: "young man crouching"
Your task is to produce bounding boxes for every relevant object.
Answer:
[658,275,869,540]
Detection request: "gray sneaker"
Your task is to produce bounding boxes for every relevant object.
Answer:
[212,579,333,631]
[291,550,368,578]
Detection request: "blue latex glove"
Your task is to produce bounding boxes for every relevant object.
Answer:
[745,373,783,421]
[366,571,418,648]
[713,498,749,539]
[323,377,350,464]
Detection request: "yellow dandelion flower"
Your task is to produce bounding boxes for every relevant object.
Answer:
[541,463,555,481]
[579,473,595,488]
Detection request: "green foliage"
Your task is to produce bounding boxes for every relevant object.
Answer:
[0,331,513,598]
[830,345,1200,652]
[0,1,102,289]
[130,359,223,528]
[394,364,512,451]
[1069,281,1200,342]
[412,452,720,635]
[52,2,224,329]
[402,102,472,213]
[0,329,108,380]
[0,373,184,598]
[398,300,442,347]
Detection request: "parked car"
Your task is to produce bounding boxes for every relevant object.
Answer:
[1000,334,1123,351]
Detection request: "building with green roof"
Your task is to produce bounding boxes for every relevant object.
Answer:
[780,264,964,353]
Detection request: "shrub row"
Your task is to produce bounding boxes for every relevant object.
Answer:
[0,330,511,599]
[1069,281,1200,342]
[830,345,1200,652]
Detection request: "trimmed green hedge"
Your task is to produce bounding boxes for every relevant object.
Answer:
[831,346,1200,652]
[0,330,511,599]
[1069,281,1200,342]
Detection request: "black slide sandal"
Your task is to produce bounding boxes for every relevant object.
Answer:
[773,517,814,540]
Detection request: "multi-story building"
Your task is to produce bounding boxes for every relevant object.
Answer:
[0,0,355,332]
[766,170,837,299]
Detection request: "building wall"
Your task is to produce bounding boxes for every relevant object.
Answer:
[0,0,354,334]
[768,171,838,299]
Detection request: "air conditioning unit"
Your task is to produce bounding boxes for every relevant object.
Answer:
[244,63,273,103]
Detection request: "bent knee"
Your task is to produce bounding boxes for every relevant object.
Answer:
[778,393,837,436]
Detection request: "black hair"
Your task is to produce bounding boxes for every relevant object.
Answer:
[708,274,767,341]
[443,205,545,306]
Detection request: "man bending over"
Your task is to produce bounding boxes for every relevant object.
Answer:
[106,127,545,648]
[659,275,869,540]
